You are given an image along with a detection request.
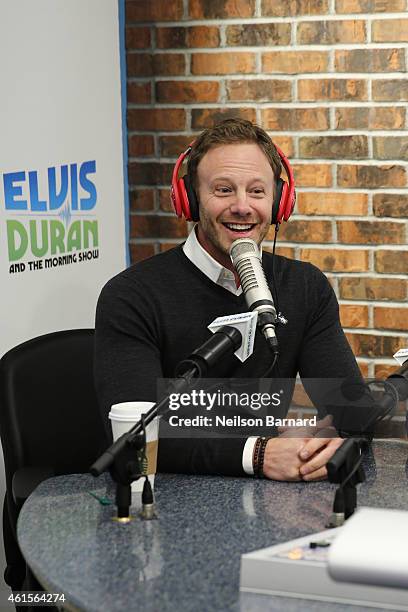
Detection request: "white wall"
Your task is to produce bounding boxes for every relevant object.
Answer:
[0,0,128,596]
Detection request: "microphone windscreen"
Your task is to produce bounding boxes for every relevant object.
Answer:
[230,238,259,261]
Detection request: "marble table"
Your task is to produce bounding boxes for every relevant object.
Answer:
[17,441,408,612]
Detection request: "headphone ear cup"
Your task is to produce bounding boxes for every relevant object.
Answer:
[183,174,200,222]
[171,142,195,220]
[273,144,296,224]
[272,178,285,225]
[281,182,296,222]
[171,178,184,218]
[175,178,193,220]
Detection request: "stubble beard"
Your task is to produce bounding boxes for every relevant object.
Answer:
[199,216,230,260]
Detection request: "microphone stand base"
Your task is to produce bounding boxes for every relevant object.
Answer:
[112,515,134,524]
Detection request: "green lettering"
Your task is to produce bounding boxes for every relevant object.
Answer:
[30,219,48,257]
[67,221,82,251]
[49,220,65,254]
[83,220,98,249]
[7,220,28,261]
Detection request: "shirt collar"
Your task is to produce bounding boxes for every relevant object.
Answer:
[183,225,242,295]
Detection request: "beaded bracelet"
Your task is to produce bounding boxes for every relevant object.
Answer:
[252,437,263,475]
[254,436,272,478]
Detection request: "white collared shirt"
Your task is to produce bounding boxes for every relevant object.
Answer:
[183,225,242,296]
[183,226,257,475]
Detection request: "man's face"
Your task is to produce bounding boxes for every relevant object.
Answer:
[196,143,274,267]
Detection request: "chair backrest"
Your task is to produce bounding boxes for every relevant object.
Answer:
[0,329,109,591]
[0,329,109,491]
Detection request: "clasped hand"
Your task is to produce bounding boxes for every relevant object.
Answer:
[262,416,344,482]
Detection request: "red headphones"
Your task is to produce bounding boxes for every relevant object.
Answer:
[171,142,296,224]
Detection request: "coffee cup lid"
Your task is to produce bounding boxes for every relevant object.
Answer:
[109,401,155,422]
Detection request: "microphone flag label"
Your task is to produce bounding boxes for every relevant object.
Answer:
[208,312,258,363]
[393,348,408,366]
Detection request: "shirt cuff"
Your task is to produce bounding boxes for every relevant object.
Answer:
[242,437,259,475]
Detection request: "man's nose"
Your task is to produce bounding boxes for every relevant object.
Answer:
[229,190,252,215]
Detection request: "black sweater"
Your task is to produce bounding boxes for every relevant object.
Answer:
[94,246,362,476]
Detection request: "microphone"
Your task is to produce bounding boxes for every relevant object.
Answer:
[363,359,408,431]
[327,437,367,525]
[387,359,408,402]
[320,359,408,437]
[91,326,242,478]
[327,438,366,481]
[175,325,242,378]
[208,312,257,362]
[230,238,278,355]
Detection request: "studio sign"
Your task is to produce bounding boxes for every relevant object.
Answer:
[1,161,99,272]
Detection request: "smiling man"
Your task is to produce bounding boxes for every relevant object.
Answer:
[194,142,274,276]
[94,119,364,482]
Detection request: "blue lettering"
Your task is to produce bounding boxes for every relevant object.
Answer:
[48,165,68,210]
[70,163,78,211]
[3,161,97,213]
[79,160,97,210]
[4,171,27,210]
[28,171,47,211]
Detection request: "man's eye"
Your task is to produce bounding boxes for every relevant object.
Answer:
[252,188,264,194]
[215,187,232,194]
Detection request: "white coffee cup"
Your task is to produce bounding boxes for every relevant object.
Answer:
[109,401,159,494]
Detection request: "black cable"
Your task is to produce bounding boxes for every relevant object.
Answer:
[274,357,281,379]
[260,352,279,378]
[270,223,280,318]
[367,379,399,422]
[257,222,281,380]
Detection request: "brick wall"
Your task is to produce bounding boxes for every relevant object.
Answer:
[125,0,408,379]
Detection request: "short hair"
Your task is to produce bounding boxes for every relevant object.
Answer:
[187,118,282,190]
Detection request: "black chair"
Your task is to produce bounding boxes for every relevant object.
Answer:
[0,329,109,593]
